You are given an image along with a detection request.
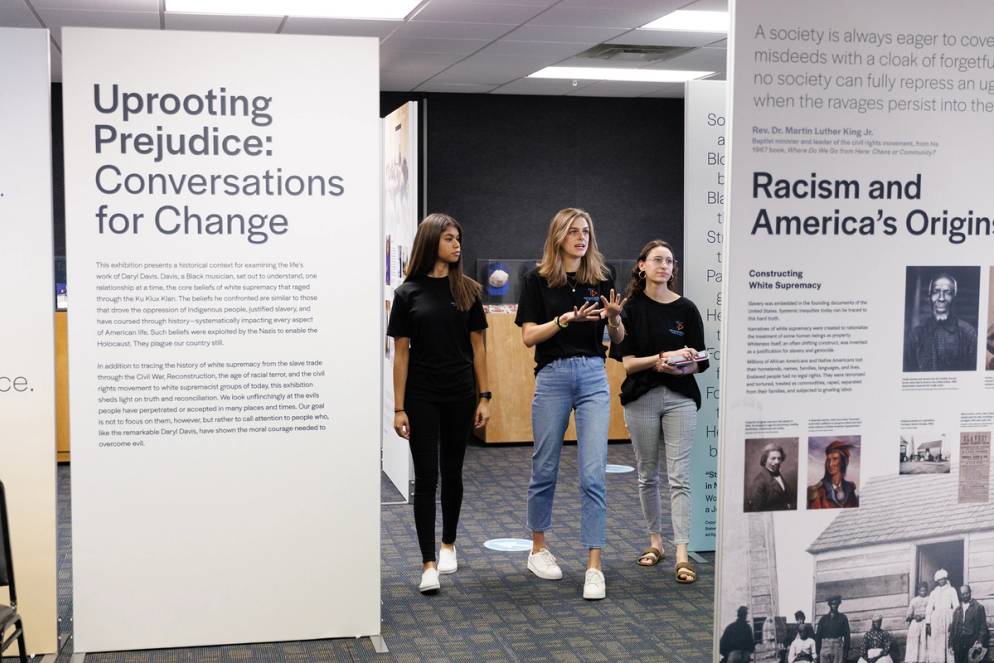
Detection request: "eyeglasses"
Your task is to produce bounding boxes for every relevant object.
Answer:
[646,256,677,266]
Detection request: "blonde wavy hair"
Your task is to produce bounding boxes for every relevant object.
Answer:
[537,208,608,288]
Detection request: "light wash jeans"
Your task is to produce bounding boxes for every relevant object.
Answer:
[622,384,696,544]
[527,356,610,548]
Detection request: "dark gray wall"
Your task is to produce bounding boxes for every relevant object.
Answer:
[384,92,685,282]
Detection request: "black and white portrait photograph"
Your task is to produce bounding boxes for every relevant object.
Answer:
[899,432,951,475]
[903,266,980,372]
[744,437,798,512]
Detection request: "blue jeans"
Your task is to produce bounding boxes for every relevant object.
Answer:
[527,356,610,548]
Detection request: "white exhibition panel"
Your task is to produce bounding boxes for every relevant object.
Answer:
[381,102,418,501]
[0,27,58,656]
[683,80,725,552]
[717,0,994,653]
[63,28,380,652]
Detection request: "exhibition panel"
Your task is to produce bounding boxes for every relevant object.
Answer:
[62,28,381,651]
[684,80,726,552]
[717,1,994,660]
[382,102,419,501]
[0,26,58,657]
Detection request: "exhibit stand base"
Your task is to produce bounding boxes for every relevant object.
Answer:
[70,634,389,660]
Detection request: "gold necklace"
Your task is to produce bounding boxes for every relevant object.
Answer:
[566,274,578,292]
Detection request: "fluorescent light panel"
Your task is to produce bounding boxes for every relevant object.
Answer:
[165,0,423,20]
[641,10,728,33]
[528,66,712,83]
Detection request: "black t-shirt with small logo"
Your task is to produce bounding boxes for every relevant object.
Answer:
[609,291,709,408]
[514,267,614,374]
[387,275,487,402]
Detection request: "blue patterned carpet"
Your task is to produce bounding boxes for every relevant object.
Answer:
[27,441,714,662]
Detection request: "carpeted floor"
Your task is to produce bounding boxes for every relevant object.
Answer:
[28,441,714,662]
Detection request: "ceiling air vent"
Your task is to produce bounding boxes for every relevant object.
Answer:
[578,43,693,63]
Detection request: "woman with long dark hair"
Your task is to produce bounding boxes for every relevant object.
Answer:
[515,208,626,600]
[610,239,708,583]
[387,213,490,594]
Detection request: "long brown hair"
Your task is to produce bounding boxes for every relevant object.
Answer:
[405,212,482,311]
[537,208,608,287]
[625,239,679,300]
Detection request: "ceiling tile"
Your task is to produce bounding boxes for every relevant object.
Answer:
[32,0,158,10]
[393,20,514,40]
[40,9,159,32]
[380,72,423,91]
[410,0,542,25]
[648,45,727,72]
[609,28,725,48]
[438,0,557,6]
[382,36,490,55]
[282,17,401,37]
[479,39,588,58]
[0,1,43,27]
[490,77,594,95]
[50,43,62,81]
[568,80,666,97]
[164,13,283,33]
[380,50,465,74]
[414,81,500,93]
[429,54,550,85]
[639,83,687,98]
[526,5,669,29]
[503,24,624,43]
[684,0,728,10]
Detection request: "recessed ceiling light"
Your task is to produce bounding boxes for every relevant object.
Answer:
[528,66,713,83]
[641,10,728,33]
[165,0,423,20]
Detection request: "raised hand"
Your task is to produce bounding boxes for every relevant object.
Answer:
[599,288,627,323]
[563,299,602,323]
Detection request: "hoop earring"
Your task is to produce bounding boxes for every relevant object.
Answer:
[638,270,646,281]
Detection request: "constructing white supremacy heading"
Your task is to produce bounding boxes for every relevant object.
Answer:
[91,83,347,245]
[751,171,994,243]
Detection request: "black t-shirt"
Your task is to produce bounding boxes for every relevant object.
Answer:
[514,266,614,374]
[387,275,487,402]
[609,291,709,408]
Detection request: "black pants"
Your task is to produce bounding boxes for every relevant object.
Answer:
[406,397,476,563]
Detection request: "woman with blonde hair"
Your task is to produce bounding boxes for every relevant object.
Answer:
[387,213,490,594]
[515,207,625,600]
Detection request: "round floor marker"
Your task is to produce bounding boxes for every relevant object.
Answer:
[606,464,635,473]
[483,538,533,552]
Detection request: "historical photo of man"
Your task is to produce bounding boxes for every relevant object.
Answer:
[807,436,860,509]
[719,605,756,663]
[815,594,851,663]
[744,438,798,512]
[950,585,989,663]
[903,267,980,372]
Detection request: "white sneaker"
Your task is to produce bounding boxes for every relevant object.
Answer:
[527,548,563,580]
[438,546,458,574]
[583,568,606,600]
[418,567,440,594]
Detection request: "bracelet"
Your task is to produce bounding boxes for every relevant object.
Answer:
[607,317,621,329]
[394,408,405,413]
[556,314,569,329]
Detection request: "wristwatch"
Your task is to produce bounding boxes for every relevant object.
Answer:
[478,391,493,400]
